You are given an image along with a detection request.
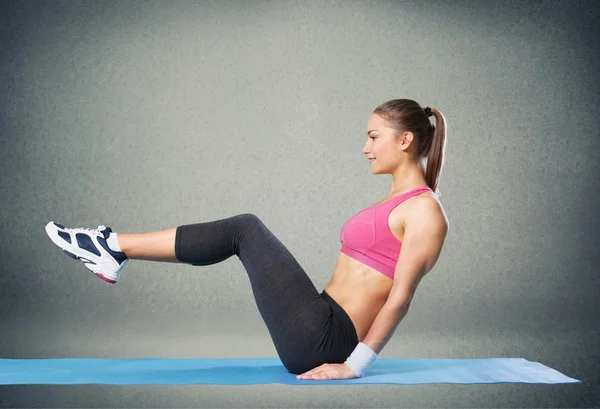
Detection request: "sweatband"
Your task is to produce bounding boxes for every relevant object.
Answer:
[344,342,378,377]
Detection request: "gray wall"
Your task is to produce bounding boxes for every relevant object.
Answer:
[1,0,598,407]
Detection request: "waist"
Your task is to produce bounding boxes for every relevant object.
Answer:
[324,252,394,340]
[320,289,358,344]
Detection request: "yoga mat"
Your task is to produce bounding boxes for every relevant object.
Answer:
[0,357,580,385]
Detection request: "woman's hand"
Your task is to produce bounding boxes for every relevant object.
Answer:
[296,363,357,380]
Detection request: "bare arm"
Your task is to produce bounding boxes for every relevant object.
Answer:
[361,196,448,354]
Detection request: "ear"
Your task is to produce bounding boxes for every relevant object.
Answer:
[397,131,415,150]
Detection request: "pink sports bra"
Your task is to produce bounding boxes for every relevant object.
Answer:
[339,186,433,279]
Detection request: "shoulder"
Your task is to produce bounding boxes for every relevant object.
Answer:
[408,193,449,236]
[390,192,448,240]
[400,193,449,274]
[409,193,448,227]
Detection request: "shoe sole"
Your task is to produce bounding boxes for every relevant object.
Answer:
[45,222,123,284]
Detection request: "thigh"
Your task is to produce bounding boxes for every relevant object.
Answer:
[234,215,351,372]
[232,214,320,317]
[176,213,332,369]
[237,215,359,373]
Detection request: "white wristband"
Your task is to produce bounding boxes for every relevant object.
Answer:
[344,342,378,377]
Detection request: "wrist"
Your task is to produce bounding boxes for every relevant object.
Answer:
[344,342,378,377]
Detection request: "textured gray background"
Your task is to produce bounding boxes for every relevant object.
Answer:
[1,0,599,407]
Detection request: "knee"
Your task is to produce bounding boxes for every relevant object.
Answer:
[235,213,261,224]
[233,213,264,230]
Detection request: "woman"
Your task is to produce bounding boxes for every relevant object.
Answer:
[45,99,449,380]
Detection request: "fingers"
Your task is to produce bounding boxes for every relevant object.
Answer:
[297,364,324,378]
[297,371,320,379]
[297,371,321,379]
[297,373,328,380]
[296,366,331,380]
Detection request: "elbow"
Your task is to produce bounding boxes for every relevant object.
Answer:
[387,292,414,311]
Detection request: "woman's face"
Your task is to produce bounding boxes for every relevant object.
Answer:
[363,114,405,174]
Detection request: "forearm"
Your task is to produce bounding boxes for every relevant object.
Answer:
[343,301,409,377]
[362,302,409,354]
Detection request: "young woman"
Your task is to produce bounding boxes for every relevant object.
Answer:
[45,99,449,381]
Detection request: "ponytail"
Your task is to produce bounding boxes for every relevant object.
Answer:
[424,108,447,196]
[373,99,448,197]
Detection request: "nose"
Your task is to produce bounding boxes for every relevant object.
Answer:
[362,142,370,155]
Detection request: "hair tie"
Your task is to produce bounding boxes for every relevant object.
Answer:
[424,107,432,117]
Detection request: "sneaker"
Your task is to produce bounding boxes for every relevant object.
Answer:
[45,221,129,284]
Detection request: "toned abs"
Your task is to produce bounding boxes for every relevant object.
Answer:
[323,252,393,341]
[324,193,424,341]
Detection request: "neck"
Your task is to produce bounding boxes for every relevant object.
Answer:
[389,159,427,195]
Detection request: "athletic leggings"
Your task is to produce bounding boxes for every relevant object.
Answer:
[174,213,359,374]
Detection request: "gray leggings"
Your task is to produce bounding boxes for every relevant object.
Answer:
[174,213,359,374]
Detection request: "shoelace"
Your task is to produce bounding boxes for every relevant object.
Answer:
[70,225,106,235]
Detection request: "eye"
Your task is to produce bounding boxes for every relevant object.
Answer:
[369,136,377,140]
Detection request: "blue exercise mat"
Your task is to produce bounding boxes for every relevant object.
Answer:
[0,357,580,385]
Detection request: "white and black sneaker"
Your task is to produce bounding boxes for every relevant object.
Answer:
[45,221,129,284]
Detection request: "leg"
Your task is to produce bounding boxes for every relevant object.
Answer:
[46,215,357,369]
[175,213,356,373]
[117,228,179,263]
